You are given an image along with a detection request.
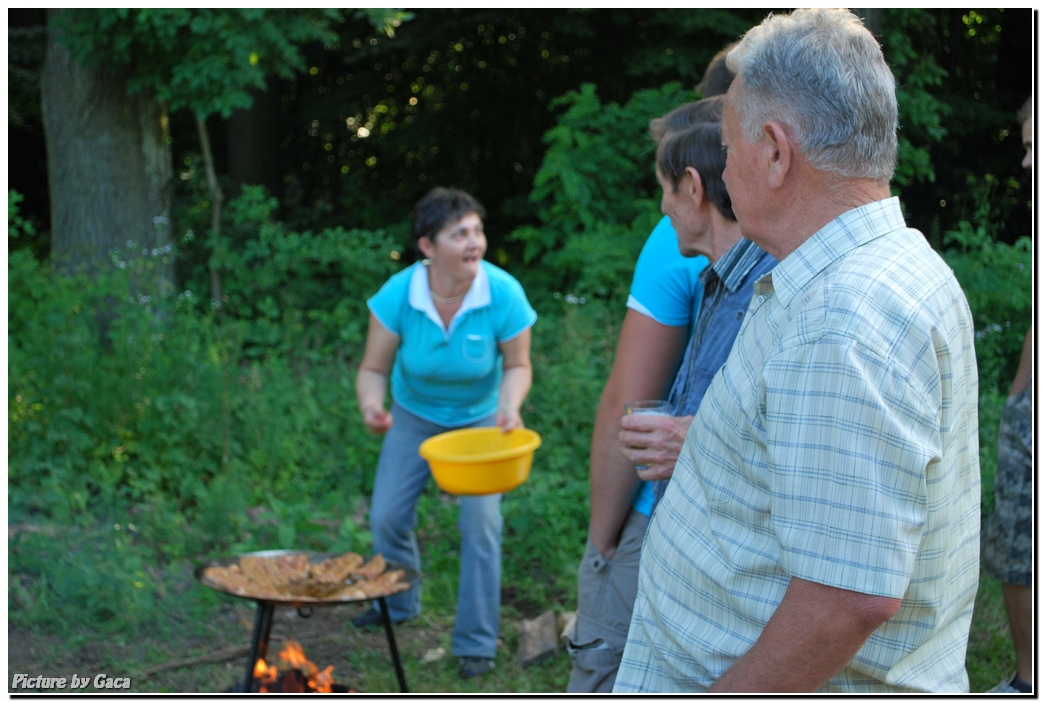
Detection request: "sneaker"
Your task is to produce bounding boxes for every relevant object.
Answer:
[351,607,384,630]
[988,674,1032,694]
[459,656,495,679]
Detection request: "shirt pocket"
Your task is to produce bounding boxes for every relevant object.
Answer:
[463,334,493,362]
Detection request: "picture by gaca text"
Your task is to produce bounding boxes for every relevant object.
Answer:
[10,673,131,690]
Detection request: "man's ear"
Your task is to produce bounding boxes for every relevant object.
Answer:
[685,166,705,208]
[417,235,435,259]
[761,120,793,189]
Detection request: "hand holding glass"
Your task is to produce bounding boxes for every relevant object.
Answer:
[624,400,674,471]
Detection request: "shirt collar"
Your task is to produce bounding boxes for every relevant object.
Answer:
[769,197,906,307]
[409,260,491,334]
[707,237,771,294]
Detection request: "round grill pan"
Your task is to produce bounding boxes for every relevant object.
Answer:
[195,549,420,606]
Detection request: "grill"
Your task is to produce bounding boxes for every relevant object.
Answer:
[196,550,419,693]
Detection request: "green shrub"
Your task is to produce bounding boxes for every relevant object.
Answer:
[194,184,403,362]
[9,523,162,634]
[941,176,1032,392]
[510,82,698,304]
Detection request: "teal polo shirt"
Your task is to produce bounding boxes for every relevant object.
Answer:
[367,260,537,426]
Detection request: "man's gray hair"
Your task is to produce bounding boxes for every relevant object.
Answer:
[726,8,899,183]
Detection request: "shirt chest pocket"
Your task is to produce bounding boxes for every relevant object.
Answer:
[463,334,494,362]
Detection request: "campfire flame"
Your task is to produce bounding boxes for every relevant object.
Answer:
[252,640,337,693]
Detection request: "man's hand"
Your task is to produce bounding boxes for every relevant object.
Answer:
[618,414,694,480]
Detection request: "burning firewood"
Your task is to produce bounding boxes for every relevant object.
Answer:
[253,640,355,693]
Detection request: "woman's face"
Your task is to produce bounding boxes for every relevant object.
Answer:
[423,212,487,280]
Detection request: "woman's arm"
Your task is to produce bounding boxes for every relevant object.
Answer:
[496,327,533,432]
[589,310,688,558]
[356,313,400,434]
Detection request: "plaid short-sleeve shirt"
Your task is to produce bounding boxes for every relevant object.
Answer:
[615,197,980,694]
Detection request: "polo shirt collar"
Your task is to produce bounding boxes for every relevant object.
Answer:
[409,260,490,333]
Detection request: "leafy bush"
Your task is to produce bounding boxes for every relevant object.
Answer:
[9,183,401,514]
[205,185,404,362]
[941,176,1032,391]
[510,82,698,303]
[9,523,162,634]
[497,297,622,605]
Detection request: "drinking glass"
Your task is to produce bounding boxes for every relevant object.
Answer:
[624,400,674,470]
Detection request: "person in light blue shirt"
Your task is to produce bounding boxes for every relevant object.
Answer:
[354,187,536,680]
[618,120,777,509]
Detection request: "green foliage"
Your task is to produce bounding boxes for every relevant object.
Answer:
[893,9,1032,246]
[498,298,622,605]
[9,524,162,634]
[9,190,37,239]
[883,9,951,191]
[53,8,406,119]
[941,175,1032,391]
[204,185,403,361]
[8,186,390,523]
[267,9,761,248]
[511,82,698,302]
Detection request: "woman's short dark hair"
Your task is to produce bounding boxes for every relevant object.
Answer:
[656,121,734,222]
[412,187,486,249]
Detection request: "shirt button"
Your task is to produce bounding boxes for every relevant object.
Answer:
[756,295,765,305]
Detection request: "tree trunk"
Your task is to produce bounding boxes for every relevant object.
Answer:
[41,9,174,299]
[195,111,224,310]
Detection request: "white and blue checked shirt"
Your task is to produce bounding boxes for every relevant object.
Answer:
[614,198,980,693]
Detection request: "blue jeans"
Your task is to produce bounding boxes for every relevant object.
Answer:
[368,402,502,659]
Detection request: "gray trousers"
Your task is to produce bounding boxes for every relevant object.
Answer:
[566,508,649,693]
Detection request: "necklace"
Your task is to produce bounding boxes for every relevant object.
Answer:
[430,288,467,305]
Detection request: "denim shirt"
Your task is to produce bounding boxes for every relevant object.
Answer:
[653,239,778,509]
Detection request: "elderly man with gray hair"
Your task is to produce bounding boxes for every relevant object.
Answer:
[614,8,979,694]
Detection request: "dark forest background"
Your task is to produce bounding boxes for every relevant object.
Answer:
[9,8,1034,259]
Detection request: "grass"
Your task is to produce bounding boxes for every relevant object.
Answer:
[4,538,1021,694]
[967,573,1019,690]
[7,304,1022,693]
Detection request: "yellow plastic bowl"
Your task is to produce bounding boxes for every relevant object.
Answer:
[419,427,542,496]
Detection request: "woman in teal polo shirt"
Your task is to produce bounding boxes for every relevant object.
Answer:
[353,187,537,680]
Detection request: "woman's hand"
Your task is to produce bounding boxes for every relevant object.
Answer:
[495,409,525,433]
[356,314,399,435]
[362,406,394,434]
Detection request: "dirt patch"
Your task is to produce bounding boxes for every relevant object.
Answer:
[8,601,448,693]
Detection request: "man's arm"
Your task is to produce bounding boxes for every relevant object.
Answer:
[709,577,901,693]
[588,310,687,558]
